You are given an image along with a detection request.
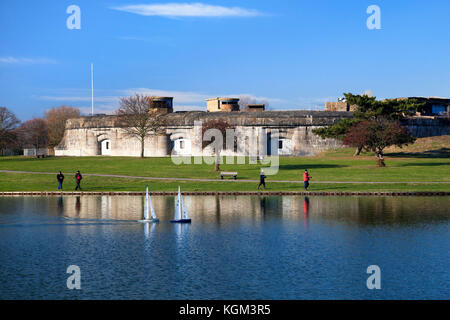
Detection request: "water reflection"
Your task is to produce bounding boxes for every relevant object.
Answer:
[0,195,448,300]
[144,222,156,240]
[304,197,310,231]
[0,195,449,226]
[174,223,189,243]
[57,196,63,215]
[75,196,81,216]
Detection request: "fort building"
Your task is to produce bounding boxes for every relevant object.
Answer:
[55,96,450,158]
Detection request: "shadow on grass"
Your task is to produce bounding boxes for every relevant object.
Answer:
[386,148,450,159]
[279,164,347,171]
[0,156,49,163]
[396,162,450,167]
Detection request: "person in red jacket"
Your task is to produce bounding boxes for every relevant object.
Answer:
[303,169,312,190]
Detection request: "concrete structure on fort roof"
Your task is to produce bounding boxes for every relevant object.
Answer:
[246,104,266,112]
[148,96,173,114]
[206,97,240,112]
[55,96,450,158]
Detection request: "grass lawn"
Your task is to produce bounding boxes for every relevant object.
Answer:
[0,137,449,192]
[0,173,449,192]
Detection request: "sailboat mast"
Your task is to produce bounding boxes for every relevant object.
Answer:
[178,187,183,220]
[179,196,182,220]
[91,63,94,116]
[146,189,149,219]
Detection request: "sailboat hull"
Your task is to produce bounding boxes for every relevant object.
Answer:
[170,219,191,224]
[138,218,160,223]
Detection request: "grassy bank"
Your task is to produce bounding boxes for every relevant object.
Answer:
[1,173,449,192]
[0,137,449,192]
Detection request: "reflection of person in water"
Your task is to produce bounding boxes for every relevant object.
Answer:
[57,196,64,215]
[260,196,267,216]
[75,196,81,215]
[303,197,310,230]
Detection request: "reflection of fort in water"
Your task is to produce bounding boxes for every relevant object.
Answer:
[50,195,450,226]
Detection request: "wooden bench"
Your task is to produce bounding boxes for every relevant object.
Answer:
[220,172,238,180]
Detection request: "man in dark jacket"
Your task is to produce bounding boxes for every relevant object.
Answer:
[257,169,267,190]
[75,171,82,191]
[57,171,64,190]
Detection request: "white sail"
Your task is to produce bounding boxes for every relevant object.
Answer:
[144,186,149,220]
[174,187,182,220]
[180,192,189,220]
[149,191,157,220]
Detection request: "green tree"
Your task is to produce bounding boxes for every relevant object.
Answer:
[313,93,424,155]
[345,93,423,120]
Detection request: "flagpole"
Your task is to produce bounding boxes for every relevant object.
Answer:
[91,63,94,116]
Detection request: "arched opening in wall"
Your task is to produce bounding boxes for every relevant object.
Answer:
[172,138,191,155]
[100,139,111,156]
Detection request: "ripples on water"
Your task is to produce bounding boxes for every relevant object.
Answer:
[0,195,448,300]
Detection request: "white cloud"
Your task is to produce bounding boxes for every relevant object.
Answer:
[38,95,117,103]
[111,3,262,18]
[79,104,118,115]
[231,93,287,105]
[0,57,57,64]
[363,89,374,97]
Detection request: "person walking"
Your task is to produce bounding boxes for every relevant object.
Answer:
[257,169,267,190]
[75,170,83,191]
[303,169,312,191]
[57,171,64,190]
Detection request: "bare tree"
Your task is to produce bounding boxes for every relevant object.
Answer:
[17,118,49,150]
[44,105,80,148]
[0,107,21,155]
[117,94,165,158]
[202,119,235,171]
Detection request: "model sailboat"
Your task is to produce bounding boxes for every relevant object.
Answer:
[138,186,159,223]
[170,187,191,223]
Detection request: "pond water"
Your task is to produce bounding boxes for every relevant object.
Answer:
[0,195,448,300]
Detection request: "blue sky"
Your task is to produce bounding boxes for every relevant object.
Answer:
[1,0,450,120]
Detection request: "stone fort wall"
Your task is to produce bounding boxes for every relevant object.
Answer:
[55,111,449,157]
[55,111,352,157]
